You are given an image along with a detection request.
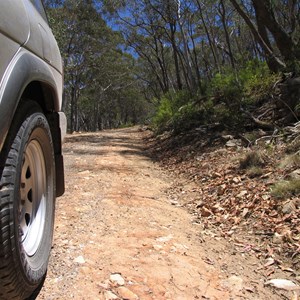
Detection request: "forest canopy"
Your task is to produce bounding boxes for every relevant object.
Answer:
[44,0,300,133]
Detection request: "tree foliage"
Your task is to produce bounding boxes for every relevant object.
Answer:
[45,0,149,132]
[45,0,300,133]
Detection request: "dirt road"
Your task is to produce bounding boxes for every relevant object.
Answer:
[38,127,285,300]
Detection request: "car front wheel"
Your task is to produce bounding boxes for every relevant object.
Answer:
[0,101,55,299]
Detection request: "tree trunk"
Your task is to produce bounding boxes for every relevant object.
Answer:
[177,1,196,91]
[170,25,183,90]
[252,0,298,62]
[229,0,286,72]
[70,86,75,132]
[196,0,220,72]
[219,0,235,69]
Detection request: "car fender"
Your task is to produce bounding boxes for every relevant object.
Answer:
[0,48,62,152]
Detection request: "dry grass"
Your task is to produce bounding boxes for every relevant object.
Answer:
[239,150,267,170]
[246,166,264,178]
[279,153,300,169]
[271,179,300,199]
[286,136,300,154]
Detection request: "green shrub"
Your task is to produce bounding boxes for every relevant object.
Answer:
[152,90,201,133]
[207,61,277,128]
[172,103,205,133]
[151,60,279,133]
[286,59,300,76]
[152,96,173,131]
[210,71,242,108]
[243,64,280,105]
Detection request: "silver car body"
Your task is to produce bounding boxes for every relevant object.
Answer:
[0,0,65,195]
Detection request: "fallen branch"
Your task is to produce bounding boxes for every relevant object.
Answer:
[241,108,275,130]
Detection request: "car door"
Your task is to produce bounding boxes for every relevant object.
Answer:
[23,0,62,73]
[0,0,30,83]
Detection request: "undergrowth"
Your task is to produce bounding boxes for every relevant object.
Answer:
[151,60,279,134]
[271,179,300,199]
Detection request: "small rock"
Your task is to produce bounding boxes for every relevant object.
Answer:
[217,184,226,196]
[200,207,213,217]
[116,286,139,300]
[110,273,125,286]
[104,291,119,300]
[237,190,248,198]
[196,200,205,208]
[78,170,90,175]
[265,278,300,291]
[242,208,249,218]
[273,232,283,244]
[262,194,270,200]
[74,256,85,264]
[170,246,177,252]
[244,286,255,293]
[173,243,189,250]
[282,200,297,214]
[226,140,237,147]
[232,177,240,184]
[226,139,241,147]
[222,275,244,293]
[98,281,110,290]
[156,235,173,243]
[214,172,222,177]
[153,244,163,251]
[170,200,179,206]
[288,169,300,180]
[80,266,91,275]
[222,135,234,140]
[164,291,172,298]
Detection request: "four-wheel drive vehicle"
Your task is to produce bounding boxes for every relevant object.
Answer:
[0,0,66,299]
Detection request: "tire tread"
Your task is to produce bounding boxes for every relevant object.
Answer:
[0,101,55,299]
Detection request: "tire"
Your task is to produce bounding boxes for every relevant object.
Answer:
[0,101,55,300]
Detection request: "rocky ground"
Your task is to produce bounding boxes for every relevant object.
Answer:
[37,126,299,300]
[148,124,300,266]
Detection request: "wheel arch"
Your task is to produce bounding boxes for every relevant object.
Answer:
[0,50,64,196]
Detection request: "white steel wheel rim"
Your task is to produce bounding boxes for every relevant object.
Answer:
[20,139,47,257]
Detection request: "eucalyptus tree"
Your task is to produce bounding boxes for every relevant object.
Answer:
[229,0,300,73]
[46,0,148,131]
[46,0,104,131]
[45,0,300,132]
[104,0,198,93]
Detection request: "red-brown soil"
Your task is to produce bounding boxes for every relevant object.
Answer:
[37,127,297,300]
